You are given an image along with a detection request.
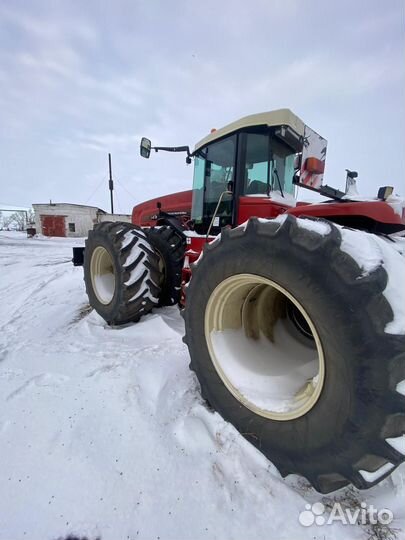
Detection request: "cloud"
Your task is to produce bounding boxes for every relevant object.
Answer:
[0,4,98,45]
[0,0,403,210]
[76,132,141,153]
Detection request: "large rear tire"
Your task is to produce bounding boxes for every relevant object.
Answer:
[183,216,405,493]
[84,222,161,325]
[146,226,185,306]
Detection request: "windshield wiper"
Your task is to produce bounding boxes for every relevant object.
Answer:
[273,169,284,198]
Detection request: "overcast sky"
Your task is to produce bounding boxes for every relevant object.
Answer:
[0,0,404,213]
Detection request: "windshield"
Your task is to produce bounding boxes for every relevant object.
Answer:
[243,132,295,197]
[191,135,236,231]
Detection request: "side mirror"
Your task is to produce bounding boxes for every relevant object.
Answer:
[140,137,152,158]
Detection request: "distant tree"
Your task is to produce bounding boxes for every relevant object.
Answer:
[8,212,26,231]
[0,209,33,230]
[2,214,14,230]
[27,209,35,225]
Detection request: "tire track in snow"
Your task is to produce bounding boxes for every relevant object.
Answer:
[6,373,70,401]
[0,267,71,331]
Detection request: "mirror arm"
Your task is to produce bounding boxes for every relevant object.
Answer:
[152,145,191,157]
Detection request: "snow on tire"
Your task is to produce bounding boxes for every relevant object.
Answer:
[183,215,405,493]
[84,221,161,325]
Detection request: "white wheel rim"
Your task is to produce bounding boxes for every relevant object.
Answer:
[90,246,116,305]
[204,274,325,421]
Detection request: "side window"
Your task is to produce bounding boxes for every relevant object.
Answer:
[244,134,269,195]
[272,140,296,196]
[68,222,75,232]
[191,155,205,223]
[284,155,295,195]
[204,136,236,203]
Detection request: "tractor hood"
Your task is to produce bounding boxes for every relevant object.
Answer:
[132,189,192,227]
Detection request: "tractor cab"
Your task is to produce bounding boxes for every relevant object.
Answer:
[190,109,315,235]
[141,109,328,236]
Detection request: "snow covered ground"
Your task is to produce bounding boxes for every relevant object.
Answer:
[0,231,404,540]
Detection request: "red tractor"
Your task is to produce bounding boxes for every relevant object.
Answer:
[76,109,405,493]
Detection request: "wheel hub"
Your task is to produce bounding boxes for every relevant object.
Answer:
[90,246,116,305]
[204,274,325,421]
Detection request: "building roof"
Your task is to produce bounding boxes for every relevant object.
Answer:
[194,108,306,151]
[0,204,31,212]
[32,203,106,213]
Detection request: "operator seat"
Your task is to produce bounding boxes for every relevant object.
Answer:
[246,180,267,195]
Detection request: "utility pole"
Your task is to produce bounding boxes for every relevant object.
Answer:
[108,153,114,214]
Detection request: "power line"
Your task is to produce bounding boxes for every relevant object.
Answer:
[115,178,137,201]
[84,177,106,205]
[114,188,123,214]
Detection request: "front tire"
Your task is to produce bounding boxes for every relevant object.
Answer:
[183,216,405,493]
[84,222,161,325]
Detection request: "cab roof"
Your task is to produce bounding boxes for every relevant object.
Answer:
[194,108,306,151]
